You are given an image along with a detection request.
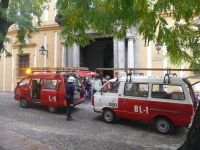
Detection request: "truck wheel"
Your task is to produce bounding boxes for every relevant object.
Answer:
[154,117,174,134]
[48,107,57,113]
[20,98,29,108]
[102,109,116,123]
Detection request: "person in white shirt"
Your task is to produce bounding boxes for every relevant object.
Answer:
[92,76,102,94]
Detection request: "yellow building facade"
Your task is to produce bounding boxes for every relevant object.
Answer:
[0,1,199,92]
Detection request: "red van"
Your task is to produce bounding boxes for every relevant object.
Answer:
[92,68,198,134]
[14,68,87,113]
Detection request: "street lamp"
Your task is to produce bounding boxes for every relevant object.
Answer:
[155,43,162,54]
[39,45,48,57]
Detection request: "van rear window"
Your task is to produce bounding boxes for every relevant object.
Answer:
[151,84,185,100]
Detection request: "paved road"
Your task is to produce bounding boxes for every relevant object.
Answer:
[0,91,188,150]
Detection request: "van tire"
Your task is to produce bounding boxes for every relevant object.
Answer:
[48,107,57,113]
[20,98,29,108]
[154,117,174,134]
[102,109,116,123]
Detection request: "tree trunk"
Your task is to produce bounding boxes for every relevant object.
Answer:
[0,0,13,51]
[178,105,200,150]
[0,19,13,51]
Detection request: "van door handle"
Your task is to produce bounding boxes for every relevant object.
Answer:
[124,99,127,102]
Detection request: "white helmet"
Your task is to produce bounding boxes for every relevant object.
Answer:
[68,76,75,82]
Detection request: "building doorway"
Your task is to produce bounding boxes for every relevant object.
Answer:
[80,37,114,78]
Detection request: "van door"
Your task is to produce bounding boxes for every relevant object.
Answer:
[57,79,66,107]
[119,83,150,122]
[93,81,120,113]
[15,77,31,101]
[74,77,85,104]
[40,79,58,107]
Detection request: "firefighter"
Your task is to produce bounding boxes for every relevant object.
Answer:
[65,76,76,121]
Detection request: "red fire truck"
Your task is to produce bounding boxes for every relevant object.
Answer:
[92,68,199,134]
[14,67,96,113]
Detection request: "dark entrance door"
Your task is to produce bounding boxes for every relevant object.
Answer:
[103,44,113,78]
[79,37,114,78]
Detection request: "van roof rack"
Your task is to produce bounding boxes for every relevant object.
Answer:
[95,68,200,83]
[30,67,88,72]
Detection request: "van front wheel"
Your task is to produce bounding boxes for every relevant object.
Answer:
[20,98,29,108]
[102,109,115,123]
[154,117,174,134]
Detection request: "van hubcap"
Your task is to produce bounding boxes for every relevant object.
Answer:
[105,111,113,121]
[21,100,26,106]
[157,120,169,132]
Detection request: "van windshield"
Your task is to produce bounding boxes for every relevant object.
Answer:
[102,82,120,93]
[19,77,30,86]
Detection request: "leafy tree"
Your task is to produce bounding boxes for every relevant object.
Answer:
[55,0,200,149]
[0,0,50,56]
[56,0,200,69]
[1,0,200,149]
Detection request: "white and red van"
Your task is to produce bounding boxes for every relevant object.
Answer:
[14,68,96,113]
[92,70,198,134]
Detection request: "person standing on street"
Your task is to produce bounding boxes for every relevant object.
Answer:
[92,76,102,94]
[65,76,76,121]
[83,77,91,104]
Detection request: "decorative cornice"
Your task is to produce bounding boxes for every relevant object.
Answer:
[12,39,36,49]
[12,43,36,49]
[7,24,61,35]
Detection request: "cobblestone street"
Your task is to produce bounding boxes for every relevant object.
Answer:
[0,91,188,150]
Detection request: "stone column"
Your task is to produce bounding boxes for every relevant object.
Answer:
[113,39,118,69]
[68,44,80,67]
[61,44,67,67]
[117,40,125,68]
[127,38,135,68]
[147,41,152,76]
[61,37,67,67]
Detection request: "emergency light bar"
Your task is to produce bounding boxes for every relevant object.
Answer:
[13,67,89,76]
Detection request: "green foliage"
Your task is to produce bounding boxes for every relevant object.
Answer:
[56,0,200,69]
[0,0,51,56]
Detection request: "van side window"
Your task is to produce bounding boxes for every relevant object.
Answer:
[151,84,185,100]
[124,83,148,97]
[42,79,57,90]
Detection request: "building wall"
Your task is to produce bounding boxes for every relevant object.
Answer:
[0,1,62,91]
[0,1,200,92]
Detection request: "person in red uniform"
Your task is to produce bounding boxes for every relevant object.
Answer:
[65,76,76,121]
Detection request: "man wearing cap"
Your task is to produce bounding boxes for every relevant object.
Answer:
[65,76,76,121]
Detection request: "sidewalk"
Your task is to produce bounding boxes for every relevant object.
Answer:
[0,126,57,150]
